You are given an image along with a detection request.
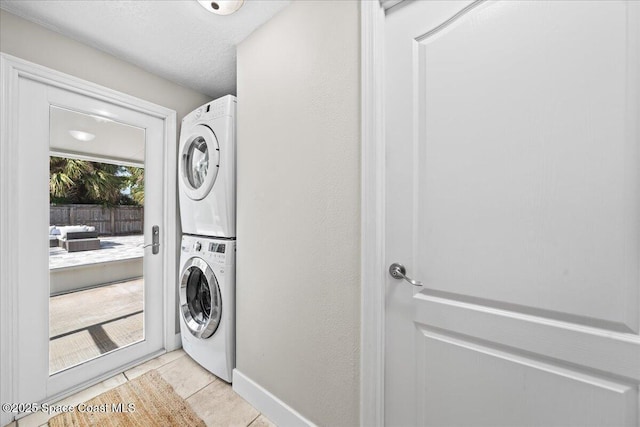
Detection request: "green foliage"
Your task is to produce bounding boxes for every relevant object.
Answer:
[49,157,144,206]
[124,166,145,205]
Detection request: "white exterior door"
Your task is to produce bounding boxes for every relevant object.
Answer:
[384,1,640,425]
[14,78,165,404]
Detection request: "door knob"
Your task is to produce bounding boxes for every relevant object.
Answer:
[389,263,423,287]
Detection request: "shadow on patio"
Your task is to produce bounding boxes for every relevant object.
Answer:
[49,235,145,374]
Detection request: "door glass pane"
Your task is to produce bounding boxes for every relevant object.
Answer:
[186,136,209,189]
[49,106,146,375]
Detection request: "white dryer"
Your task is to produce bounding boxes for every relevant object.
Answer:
[179,235,235,382]
[179,95,236,238]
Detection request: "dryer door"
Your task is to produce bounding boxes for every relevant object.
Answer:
[180,124,221,201]
[179,257,222,338]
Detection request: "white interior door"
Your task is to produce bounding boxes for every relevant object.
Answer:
[15,79,165,405]
[385,1,640,425]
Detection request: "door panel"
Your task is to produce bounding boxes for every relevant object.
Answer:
[415,0,638,329]
[385,1,640,425]
[16,79,165,404]
[416,329,636,427]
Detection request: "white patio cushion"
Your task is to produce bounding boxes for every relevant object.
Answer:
[57,225,96,239]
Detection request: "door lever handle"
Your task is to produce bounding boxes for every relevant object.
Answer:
[138,225,160,255]
[389,263,423,286]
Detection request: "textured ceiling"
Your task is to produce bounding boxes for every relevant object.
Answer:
[0,0,290,97]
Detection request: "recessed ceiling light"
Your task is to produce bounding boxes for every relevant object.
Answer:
[197,0,244,15]
[69,130,96,142]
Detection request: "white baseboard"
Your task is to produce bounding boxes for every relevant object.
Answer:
[232,369,315,427]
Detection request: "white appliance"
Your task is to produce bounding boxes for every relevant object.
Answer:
[178,95,236,238]
[179,234,235,382]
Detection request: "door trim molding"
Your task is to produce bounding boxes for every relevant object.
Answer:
[0,53,20,427]
[380,0,405,11]
[0,53,177,425]
[360,2,386,426]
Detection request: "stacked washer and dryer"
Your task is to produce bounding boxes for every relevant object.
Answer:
[178,95,236,383]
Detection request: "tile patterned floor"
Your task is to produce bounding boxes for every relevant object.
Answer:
[15,349,274,427]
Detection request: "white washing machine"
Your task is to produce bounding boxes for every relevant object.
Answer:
[179,95,236,238]
[179,234,235,382]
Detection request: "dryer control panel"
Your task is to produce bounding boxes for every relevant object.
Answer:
[182,95,237,125]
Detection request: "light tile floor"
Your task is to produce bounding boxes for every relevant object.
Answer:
[14,350,274,427]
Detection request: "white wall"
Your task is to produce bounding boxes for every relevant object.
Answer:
[0,9,212,337]
[0,9,211,122]
[236,1,360,426]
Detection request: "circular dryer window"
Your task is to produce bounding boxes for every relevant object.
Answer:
[180,124,220,201]
[179,257,222,338]
[186,136,209,189]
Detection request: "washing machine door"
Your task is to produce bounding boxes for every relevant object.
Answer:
[180,124,220,201]
[179,257,222,338]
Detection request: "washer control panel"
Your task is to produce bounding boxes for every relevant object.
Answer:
[181,235,235,266]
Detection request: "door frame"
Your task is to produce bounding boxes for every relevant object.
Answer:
[0,53,177,426]
[360,1,387,426]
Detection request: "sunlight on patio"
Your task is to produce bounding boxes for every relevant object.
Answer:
[49,235,145,374]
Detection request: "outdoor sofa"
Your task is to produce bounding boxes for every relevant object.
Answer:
[50,225,101,252]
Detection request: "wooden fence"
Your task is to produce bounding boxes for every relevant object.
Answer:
[50,204,144,235]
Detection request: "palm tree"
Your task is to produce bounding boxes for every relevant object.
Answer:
[125,166,145,205]
[50,156,80,201]
[50,157,127,206]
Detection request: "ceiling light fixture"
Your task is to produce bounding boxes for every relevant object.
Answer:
[69,130,96,142]
[197,0,244,15]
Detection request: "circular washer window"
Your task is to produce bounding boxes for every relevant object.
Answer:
[180,124,220,201]
[179,257,222,338]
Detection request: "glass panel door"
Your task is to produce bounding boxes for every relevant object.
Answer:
[48,106,147,374]
[11,66,169,409]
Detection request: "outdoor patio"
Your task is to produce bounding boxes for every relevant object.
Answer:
[49,234,145,374]
[49,234,144,269]
[49,278,144,374]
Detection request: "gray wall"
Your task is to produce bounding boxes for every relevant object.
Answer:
[236,1,361,426]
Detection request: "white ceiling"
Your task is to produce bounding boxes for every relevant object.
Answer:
[50,106,146,166]
[0,0,290,98]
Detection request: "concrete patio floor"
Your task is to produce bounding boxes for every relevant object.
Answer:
[49,234,144,270]
[49,278,144,374]
[48,235,146,373]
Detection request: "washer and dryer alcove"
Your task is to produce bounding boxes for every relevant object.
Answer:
[177,95,237,383]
